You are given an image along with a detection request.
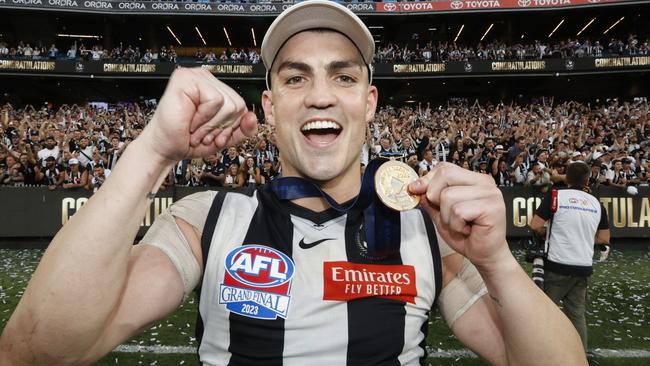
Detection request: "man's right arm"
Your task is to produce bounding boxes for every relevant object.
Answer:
[0,68,257,365]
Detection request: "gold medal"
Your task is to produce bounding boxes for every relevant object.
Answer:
[374,160,420,211]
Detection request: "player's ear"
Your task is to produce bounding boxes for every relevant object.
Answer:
[262,90,275,127]
[365,85,378,124]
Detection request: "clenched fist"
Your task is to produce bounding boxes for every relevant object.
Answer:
[409,162,510,270]
[140,67,258,163]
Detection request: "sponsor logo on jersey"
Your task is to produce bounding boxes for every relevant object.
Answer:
[220,245,295,320]
[323,262,417,303]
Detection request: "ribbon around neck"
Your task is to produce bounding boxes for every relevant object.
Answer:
[270,159,401,258]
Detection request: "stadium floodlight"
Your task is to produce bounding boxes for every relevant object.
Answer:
[223,27,232,47]
[576,17,596,36]
[603,16,624,35]
[166,26,182,46]
[195,27,207,46]
[56,34,101,39]
[547,19,564,38]
[454,24,464,43]
[480,23,494,42]
[251,28,257,47]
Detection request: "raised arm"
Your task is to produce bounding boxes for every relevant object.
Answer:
[410,162,586,366]
[0,68,257,365]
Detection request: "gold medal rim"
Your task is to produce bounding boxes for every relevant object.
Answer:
[374,160,420,211]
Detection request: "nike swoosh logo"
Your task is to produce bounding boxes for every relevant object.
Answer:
[298,237,335,249]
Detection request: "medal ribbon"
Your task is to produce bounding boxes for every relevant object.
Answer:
[270,159,401,258]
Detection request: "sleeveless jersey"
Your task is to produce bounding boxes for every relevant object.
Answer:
[196,184,443,366]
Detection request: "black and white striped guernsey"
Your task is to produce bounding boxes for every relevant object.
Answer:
[195,184,443,365]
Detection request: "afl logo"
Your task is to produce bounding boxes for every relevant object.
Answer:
[518,0,531,6]
[450,1,464,9]
[225,245,294,287]
[220,245,295,320]
[383,2,397,11]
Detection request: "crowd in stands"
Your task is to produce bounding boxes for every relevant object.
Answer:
[1,34,646,64]
[1,97,648,193]
[375,34,649,63]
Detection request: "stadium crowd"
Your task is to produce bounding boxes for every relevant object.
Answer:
[1,97,648,192]
[375,35,649,63]
[1,35,646,64]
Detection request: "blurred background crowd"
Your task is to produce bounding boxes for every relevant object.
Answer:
[1,97,648,193]
[1,35,647,64]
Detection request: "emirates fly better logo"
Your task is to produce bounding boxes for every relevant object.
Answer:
[323,262,417,303]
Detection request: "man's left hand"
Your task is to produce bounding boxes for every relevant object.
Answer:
[409,162,510,270]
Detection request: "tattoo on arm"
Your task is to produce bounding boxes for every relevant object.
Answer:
[489,293,503,308]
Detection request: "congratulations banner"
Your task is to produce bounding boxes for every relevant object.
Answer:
[1,57,649,78]
[0,186,648,238]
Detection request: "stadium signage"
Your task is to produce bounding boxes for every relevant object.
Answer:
[503,190,650,230]
[376,0,632,13]
[0,60,55,71]
[201,64,254,74]
[393,63,446,73]
[491,60,546,71]
[2,57,649,77]
[595,56,650,68]
[0,0,631,14]
[103,63,156,73]
[0,186,647,238]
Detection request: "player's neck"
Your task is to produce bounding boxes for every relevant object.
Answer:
[284,165,362,213]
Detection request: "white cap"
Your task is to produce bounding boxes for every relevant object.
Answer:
[571,151,582,157]
[68,158,79,165]
[261,0,374,89]
[592,152,603,160]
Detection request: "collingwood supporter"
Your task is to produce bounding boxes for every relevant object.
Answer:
[36,136,61,167]
[90,164,110,193]
[223,163,240,188]
[253,138,275,167]
[61,158,88,190]
[199,152,225,187]
[221,145,244,169]
[238,155,263,187]
[417,148,437,176]
[43,156,63,190]
[621,158,641,187]
[531,161,611,352]
[606,158,627,189]
[492,157,513,187]
[588,160,607,188]
[74,137,96,167]
[526,163,552,192]
[260,159,278,183]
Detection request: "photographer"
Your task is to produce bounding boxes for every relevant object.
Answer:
[530,161,611,352]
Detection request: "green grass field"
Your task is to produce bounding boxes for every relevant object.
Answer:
[1,248,648,365]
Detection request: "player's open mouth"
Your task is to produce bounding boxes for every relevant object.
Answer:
[301,120,342,146]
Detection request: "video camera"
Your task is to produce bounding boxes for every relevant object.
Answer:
[520,227,546,290]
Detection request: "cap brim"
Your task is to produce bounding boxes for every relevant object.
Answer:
[261,0,374,88]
